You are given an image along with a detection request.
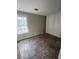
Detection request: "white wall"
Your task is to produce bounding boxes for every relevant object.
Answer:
[46,11,61,37]
[58,50,61,59]
[17,11,46,41]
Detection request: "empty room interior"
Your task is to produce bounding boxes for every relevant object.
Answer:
[17,0,61,59]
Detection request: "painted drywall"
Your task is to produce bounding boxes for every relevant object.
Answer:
[17,11,46,41]
[46,11,61,37]
[58,50,61,59]
[17,0,61,16]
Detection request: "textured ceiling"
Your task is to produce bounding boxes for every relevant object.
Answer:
[17,0,61,16]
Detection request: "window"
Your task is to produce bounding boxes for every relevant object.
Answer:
[17,17,28,34]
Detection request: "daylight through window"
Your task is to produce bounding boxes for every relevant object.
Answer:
[17,17,28,34]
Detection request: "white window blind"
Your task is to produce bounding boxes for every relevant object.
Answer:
[17,17,28,34]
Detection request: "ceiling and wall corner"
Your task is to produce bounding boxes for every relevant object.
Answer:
[17,0,61,40]
[17,0,61,16]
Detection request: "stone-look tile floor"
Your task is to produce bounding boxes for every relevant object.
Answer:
[17,33,61,59]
